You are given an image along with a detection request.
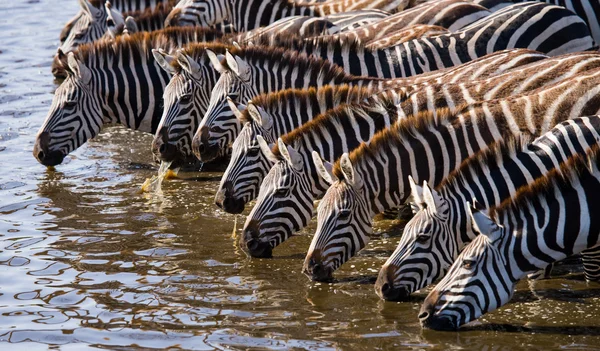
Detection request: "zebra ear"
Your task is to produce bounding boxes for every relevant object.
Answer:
[79,0,102,20]
[422,181,444,214]
[105,1,124,34]
[152,49,176,75]
[125,16,139,33]
[206,50,226,73]
[247,103,273,130]
[313,151,336,185]
[340,153,362,188]
[408,175,425,210]
[227,97,247,121]
[277,138,303,170]
[225,51,250,80]
[256,135,278,163]
[67,52,92,85]
[468,201,502,242]
[177,52,202,79]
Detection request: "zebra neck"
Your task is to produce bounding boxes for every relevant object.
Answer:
[228,0,317,32]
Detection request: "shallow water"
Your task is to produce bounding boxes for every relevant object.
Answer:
[1,1,600,350]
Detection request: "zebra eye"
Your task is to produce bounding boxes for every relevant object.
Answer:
[63,100,77,108]
[73,32,85,40]
[180,94,192,102]
[248,146,260,156]
[416,234,430,244]
[274,188,288,197]
[338,209,351,219]
[462,259,476,270]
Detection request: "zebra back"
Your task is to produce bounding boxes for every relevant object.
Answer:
[365,24,449,50]
[421,133,600,330]
[302,67,600,281]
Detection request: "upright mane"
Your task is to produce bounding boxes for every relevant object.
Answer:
[272,90,404,158]
[170,42,234,73]
[489,143,600,218]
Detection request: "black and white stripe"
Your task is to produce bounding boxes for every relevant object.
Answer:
[376,115,600,301]
[419,129,600,330]
[303,67,600,281]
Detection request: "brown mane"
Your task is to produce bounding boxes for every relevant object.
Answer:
[271,90,406,157]
[489,143,600,218]
[170,42,234,73]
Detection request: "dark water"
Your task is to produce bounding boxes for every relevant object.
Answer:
[1,1,600,349]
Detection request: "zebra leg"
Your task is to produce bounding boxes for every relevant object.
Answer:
[582,247,600,281]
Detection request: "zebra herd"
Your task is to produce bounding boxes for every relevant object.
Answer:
[35,0,600,331]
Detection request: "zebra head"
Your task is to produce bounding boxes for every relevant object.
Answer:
[303,153,371,282]
[193,51,255,163]
[152,49,213,166]
[375,178,453,301]
[59,0,107,54]
[216,103,276,214]
[35,53,103,166]
[419,204,516,331]
[165,0,228,27]
[240,138,314,258]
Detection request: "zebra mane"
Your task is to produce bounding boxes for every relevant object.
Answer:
[252,32,369,53]
[242,85,374,125]
[332,106,459,180]
[73,27,223,70]
[272,91,401,158]
[488,143,600,220]
[122,0,176,22]
[436,135,532,191]
[171,42,234,73]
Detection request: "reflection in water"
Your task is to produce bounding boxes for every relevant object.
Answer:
[1,0,600,349]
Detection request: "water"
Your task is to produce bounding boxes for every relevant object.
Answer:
[1,1,600,349]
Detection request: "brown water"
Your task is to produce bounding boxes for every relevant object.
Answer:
[2,1,600,349]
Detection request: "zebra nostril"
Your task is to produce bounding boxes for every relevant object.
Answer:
[37,151,45,160]
[418,311,429,321]
[312,263,322,275]
[381,283,391,293]
[198,142,205,154]
[159,143,167,154]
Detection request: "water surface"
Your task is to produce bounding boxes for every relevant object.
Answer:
[1,1,600,349]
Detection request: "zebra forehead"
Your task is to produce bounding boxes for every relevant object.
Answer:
[489,143,600,220]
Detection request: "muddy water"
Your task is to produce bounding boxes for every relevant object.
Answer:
[1,1,600,350]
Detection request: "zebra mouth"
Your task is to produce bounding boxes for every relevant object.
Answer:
[419,312,457,331]
[303,258,334,282]
[379,283,411,301]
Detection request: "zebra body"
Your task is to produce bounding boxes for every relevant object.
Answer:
[419,130,600,330]
[216,85,378,213]
[35,28,224,167]
[212,48,549,215]
[227,52,600,255]
[303,67,600,281]
[377,116,600,301]
[189,2,592,162]
[365,24,450,50]
[323,0,490,44]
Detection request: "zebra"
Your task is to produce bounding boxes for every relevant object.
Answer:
[54,0,181,78]
[303,67,600,281]
[190,2,593,163]
[34,27,225,167]
[242,55,600,259]
[321,0,490,44]
[214,48,550,215]
[376,115,600,301]
[419,133,600,330]
[216,85,378,214]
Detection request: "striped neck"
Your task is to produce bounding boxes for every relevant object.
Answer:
[227,0,318,32]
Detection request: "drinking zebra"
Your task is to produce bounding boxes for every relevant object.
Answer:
[34,28,225,166]
[191,2,592,163]
[376,114,600,301]
[237,53,600,258]
[303,67,600,281]
[419,129,600,330]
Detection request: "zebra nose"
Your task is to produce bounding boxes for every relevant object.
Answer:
[33,132,65,166]
[51,49,68,80]
[153,128,179,162]
[215,182,245,214]
[375,267,410,301]
[418,311,429,321]
[242,220,272,258]
[192,126,209,159]
[303,256,333,282]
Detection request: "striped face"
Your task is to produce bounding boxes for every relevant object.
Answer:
[303,170,371,281]
[419,210,515,331]
[240,142,311,258]
[59,0,107,54]
[216,117,275,214]
[153,71,206,165]
[34,55,102,166]
[194,55,255,162]
[166,0,227,27]
[376,181,455,301]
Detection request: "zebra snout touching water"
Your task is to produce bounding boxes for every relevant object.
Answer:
[420,136,600,330]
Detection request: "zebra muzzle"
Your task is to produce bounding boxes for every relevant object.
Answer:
[241,221,273,258]
[215,182,245,214]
